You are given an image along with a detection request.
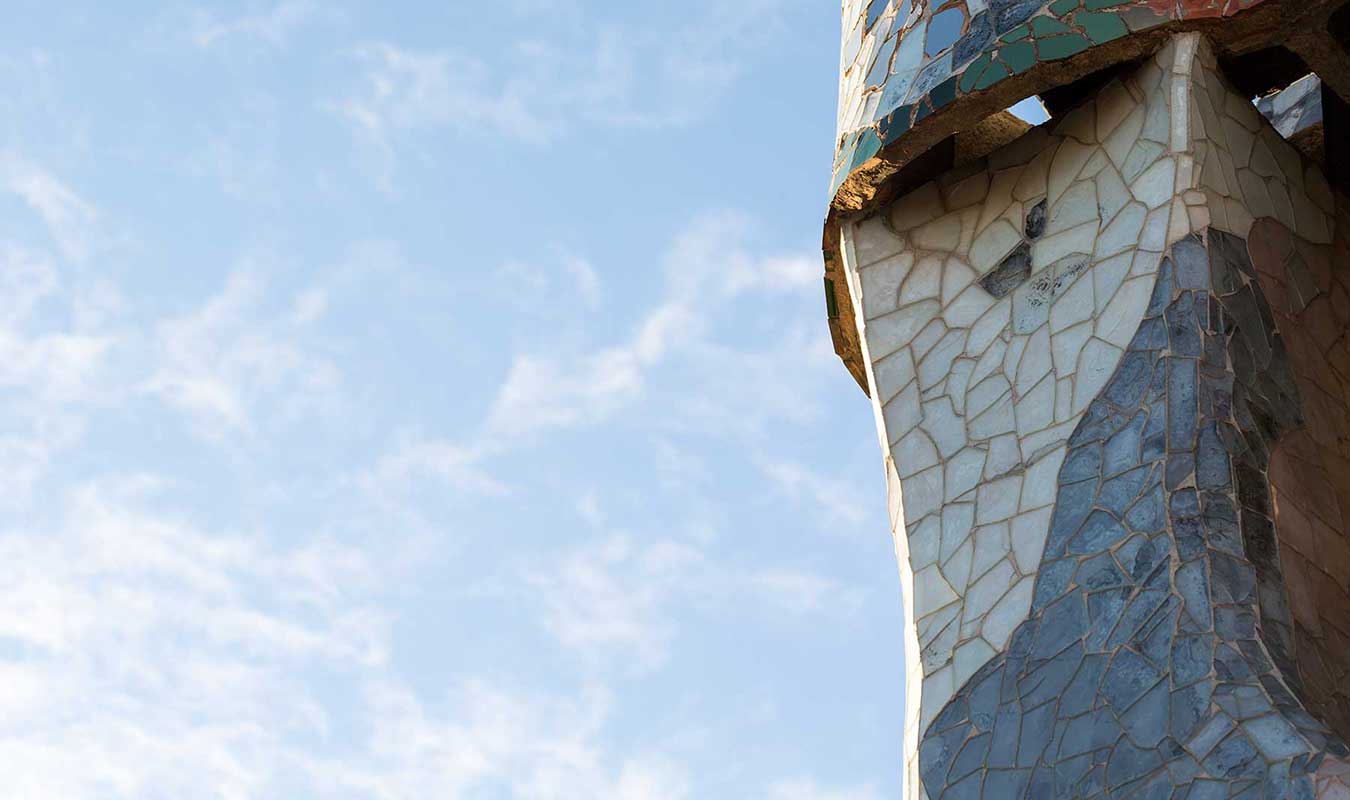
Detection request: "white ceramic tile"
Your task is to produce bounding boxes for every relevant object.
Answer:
[1130,157,1177,209]
[975,473,1021,525]
[1011,507,1054,571]
[970,219,1022,273]
[861,252,913,320]
[912,211,963,252]
[982,575,1033,647]
[853,215,908,267]
[899,254,943,304]
[945,446,987,503]
[891,181,944,232]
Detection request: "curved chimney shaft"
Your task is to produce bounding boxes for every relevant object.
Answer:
[824,1,1350,797]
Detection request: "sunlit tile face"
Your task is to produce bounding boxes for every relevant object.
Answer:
[839,28,1350,798]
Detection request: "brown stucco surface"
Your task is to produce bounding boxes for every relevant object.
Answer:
[1248,211,1350,743]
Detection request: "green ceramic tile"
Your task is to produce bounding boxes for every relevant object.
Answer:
[1049,0,1079,14]
[1075,10,1128,42]
[974,59,1011,90]
[1030,15,1073,36]
[1000,40,1036,74]
[1037,33,1090,61]
[999,24,1029,44]
[850,128,881,171]
[830,169,847,196]
[835,131,857,166]
[881,106,913,144]
[1084,0,1130,8]
[960,53,993,92]
[930,76,958,109]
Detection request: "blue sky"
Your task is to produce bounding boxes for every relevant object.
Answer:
[0,2,915,797]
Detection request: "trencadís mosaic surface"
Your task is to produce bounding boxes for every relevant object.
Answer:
[832,0,1266,197]
[834,27,1350,797]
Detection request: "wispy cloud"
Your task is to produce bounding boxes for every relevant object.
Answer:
[0,151,100,263]
[767,778,883,800]
[521,533,864,672]
[318,680,692,799]
[348,211,832,540]
[330,1,789,184]
[525,536,703,670]
[759,457,870,527]
[140,267,341,442]
[0,476,700,798]
[188,0,317,48]
[480,211,819,448]
[0,239,114,508]
[493,252,602,313]
[360,433,512,499]
[0,476,385,795]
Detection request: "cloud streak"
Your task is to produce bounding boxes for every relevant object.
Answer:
[189,0,317,48]
[480,211,820,448]
[330,0,790,183]
[140,267,341,443]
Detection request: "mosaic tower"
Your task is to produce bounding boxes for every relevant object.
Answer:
[825,1,1350,797]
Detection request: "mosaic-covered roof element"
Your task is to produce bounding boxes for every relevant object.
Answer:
[826,0,1350,393]
[832,0,1267,199]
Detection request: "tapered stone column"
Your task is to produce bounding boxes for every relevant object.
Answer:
[825,1,1350,797]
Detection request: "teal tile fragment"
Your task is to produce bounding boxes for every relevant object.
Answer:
[1037,32,1090,60]
[1075,10,1128,43]
[960,52,994,92]
[975,59,1012,89]
[930,75,958,109]
[1030,15,1073,35]
[880,105,914,143]
[850,128,882,171]
[1000,40,1036,74]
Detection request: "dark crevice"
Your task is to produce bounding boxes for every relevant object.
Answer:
[1039,58,1143,119]
[1220,46,1310,100]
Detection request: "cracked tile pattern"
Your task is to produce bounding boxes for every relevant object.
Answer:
[840,30,1350,799]
[841,39,1198,795]
[916,230,1348,799]
[845,34,1190,738]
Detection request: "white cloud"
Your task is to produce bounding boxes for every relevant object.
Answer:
[0,476,703,798]
[565,254,603,308]
[330,1,789,182]
[0,150,100,263]
[767,778,883,800]
[480,212,820,447]
[484,347,646,444]
[525,536,700,670]
[0,476,385,796]
[312,680,692,800]
[360,433,511,499]
[575,489,606,528]
[522,534,862,672]
[189,0,316,48]
[759,457,870,527]
[0,242,113,508]
[493,251,603,315]
[140,267,342,442]
[744,568,864,615]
